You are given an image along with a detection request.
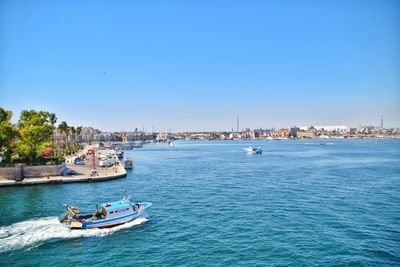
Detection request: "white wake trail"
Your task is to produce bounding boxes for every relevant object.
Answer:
[0,216,148,253]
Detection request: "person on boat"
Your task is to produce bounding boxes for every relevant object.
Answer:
[75,215,83,222]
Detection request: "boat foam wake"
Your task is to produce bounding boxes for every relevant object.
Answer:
[0,216,148,253]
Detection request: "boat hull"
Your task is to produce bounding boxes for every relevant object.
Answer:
[82,211,141,229]
[62,202,152,229]
[245,150,262,154]
[244,147,262,154]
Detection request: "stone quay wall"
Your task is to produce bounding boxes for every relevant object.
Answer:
[0,164,66,181]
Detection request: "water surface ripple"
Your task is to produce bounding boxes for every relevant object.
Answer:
[0,139,399,266]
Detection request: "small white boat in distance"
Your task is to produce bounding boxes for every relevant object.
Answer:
[124,157,133,169]
[169,141,174,148]
[244,146,263,154]
[59,196,152,229]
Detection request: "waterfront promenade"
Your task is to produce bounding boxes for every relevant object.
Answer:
[0,146,127,187]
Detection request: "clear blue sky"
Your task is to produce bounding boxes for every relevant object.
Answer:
[1,0,399,132]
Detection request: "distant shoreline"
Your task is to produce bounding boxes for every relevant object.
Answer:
[168,136,400,141]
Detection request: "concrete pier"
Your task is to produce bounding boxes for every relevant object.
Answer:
[0,146,127,187]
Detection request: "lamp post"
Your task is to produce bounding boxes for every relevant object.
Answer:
[93,151,96,170]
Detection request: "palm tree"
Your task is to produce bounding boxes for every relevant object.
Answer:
[76,126,82,142]
[49,113,57,149]
[65,126,70,143]
[57,121,68,155]
[70,126,76,142]
[58,121,68,140]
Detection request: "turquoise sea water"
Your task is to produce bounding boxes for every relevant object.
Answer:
[1,139,399,266]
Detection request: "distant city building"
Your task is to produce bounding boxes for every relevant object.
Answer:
[297,125,348,133]
[297,130,315,139]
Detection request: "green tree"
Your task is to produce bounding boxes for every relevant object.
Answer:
[76,126,82,136]
[0,108,15,164]
[58,121,68,136]
[65,126,71,143]
[49,113,57,148]
[70,126,76,142]
[57,121,68,155]
[76,126,82,142]
[17,110,54,163]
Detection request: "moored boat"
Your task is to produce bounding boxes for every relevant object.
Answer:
[124,157,134,169]
[59,196,152,229]
[244,146,263,154]
[132,142,143,148]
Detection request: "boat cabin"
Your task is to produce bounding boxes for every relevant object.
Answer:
[101,200,137,219]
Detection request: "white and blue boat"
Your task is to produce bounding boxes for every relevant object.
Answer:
[59,196,152,229]
[244,146,263,154]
